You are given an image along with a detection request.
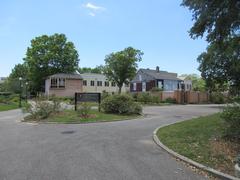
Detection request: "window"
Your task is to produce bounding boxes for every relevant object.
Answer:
[59,78,65,88]
[90,80,95,86]
[51,78,58,88]
[105,81,109,87]
[133,83,136,91]
[139,75,142,81]
[111,82,116,87]
[83,80,87,86]
[97,81,102,86]
[163,80,178,91]
[50,78,65,88]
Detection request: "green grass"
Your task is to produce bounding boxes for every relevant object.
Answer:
[157,113,226,167]
[0,103,19,111]
[27,109,140,123]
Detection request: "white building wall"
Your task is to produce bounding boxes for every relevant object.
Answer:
[81,73,129,93]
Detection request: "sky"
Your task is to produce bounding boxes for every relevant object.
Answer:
[0,0,208,77]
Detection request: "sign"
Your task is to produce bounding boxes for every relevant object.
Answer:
[75,93,101,111]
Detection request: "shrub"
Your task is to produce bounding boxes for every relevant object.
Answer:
[164,97,176,104]
[0,94,19,104]
[136,92,152,104]
[101,90,109,100]
[150,87,163,92]
[131,93,138,101]
[48,95,73,104]
[210,92,225,104]
[24,98,61,120]
[128,102,142,114]
[77,102,91,118]
[151,95,160,104]
[9,95,19,103]
[221,103,240,139]
[101,94,142,115]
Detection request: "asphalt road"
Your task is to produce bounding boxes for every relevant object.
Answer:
[0,105,222,180]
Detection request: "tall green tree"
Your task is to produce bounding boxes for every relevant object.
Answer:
[1,64,29,93]
[24,33,79,92]
[181,0,240,42]
[104,47,143,94]
[197,38,240,94]
[9,63,28,80]
[182,0,240,94]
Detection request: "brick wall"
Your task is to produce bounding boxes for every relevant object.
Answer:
[47,79,83,97]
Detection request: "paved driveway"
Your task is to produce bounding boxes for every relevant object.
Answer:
[0,105,222,180]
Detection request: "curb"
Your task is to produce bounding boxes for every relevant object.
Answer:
[153,124,240,180]
[20,114,147,125]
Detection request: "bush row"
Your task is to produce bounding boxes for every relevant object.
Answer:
[0,94,19,104]
[221,102,240,139]
[132,92,176,104]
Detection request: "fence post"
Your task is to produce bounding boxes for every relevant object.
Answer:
[98,93,101,112]
[74,93,77,111]
[198,92,200,104]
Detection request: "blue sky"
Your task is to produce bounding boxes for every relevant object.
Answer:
[0,0,207,77]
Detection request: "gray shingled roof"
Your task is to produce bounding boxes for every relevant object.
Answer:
[47,73,83,79]
[139,69,181,81]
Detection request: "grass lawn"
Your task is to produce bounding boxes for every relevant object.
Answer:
[24,109,141,123]
[157,113,240,176]
[0,103,19,111]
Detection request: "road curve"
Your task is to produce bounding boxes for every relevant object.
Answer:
[0,105,222,180]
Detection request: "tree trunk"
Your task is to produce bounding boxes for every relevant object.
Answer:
[118,85,122,94]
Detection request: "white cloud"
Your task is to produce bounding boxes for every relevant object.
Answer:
[84,2,105,11]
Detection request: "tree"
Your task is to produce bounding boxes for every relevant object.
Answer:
[197,38,240,94]
[78,65,104,74]
[182,0,240,95]
[9,63,28,79]
[181,0,240,43]
[104,47,143,94]
[1,64,29,93]
[180,74,206,91]
[23,33,79,92]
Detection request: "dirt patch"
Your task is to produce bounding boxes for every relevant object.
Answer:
[210,138,240,175]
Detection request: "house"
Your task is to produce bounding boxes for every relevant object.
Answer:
[130,66,183,92]
[178,76,192,91]
[45,73,83,97]
[80,73,129,94]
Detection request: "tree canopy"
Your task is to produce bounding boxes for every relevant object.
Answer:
[23,33,79,92]
[78,65,104,74]
[181,0,240,42]
[197,37,240,94]
[182,0,240,94]
[104,47,143,94]
[9,63,28,80]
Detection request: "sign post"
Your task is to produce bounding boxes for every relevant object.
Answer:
[75,93,101,112]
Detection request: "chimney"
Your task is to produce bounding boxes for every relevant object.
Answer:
[156,66,160,72]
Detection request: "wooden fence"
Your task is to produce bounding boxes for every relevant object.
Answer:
[151,91,210,104]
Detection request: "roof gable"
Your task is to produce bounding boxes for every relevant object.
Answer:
[47,73,82,80]
[139,68,181,81]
